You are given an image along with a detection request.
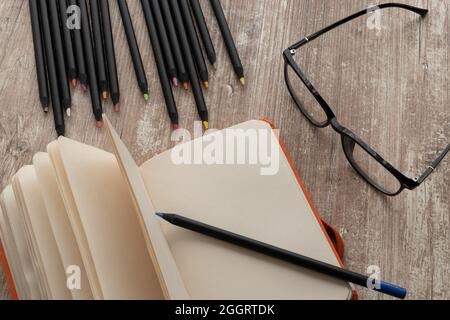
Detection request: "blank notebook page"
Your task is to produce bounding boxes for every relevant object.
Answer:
[140,120,352,300]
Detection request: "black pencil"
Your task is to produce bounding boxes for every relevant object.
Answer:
[190,0,216,65]
[58,0,77,89]
[210,0,245,85]
[79,0,103,127]
[48,0,72,116]
[29,0,49,113]
[89,0,109,99]
[178,0,209,89]
[156,212,408,299]
[170,0,209,129]
[117,0,149,101]
[148,0,178,87]
[38,0,65,136]
[69,0,88,92]
[141,0,179,129]
[159,0,189,90]
[99,0,120,112]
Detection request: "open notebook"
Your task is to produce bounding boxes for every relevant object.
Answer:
[0,117,352,300]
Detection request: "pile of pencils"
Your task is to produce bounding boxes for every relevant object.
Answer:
[30,0,244,136]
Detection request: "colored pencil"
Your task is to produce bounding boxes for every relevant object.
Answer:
[117,0,149,101]
[178,0,209,89]
[58,0,77,89]
[38,0,65,136]
[48,0,72,115]
[79,0,103,126]
[190,0,216,65]
[156,212,408,299]
[89,0,109,99]
[159,0,189,89]
[68,0,88,92]
[148,0,178,87]
[29,0,49,113]
[99,0,120,112]
[141,0,179,129]
[210,0,245,85]
[170,0,208,129]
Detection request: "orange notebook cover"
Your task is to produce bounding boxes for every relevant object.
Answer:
[0,240,18,300]
[0,119,355,300]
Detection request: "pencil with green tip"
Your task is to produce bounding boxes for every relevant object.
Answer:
[155,212,408,299]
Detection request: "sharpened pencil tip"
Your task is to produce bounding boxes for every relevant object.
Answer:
[155,212,164,218]
[182,82,189,91]
[172,77,179,87]
[96,120,103,128]
[203,121,209,130]
[71,79,77,88]
[114,103,121,113]
[66,108,71,117]
[144,93,149,101]
[102,91,108,100]
[203,81,209,89]
[240,77,246,86]
[81,84,88,93]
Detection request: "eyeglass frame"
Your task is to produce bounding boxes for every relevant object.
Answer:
[283,2,450,196]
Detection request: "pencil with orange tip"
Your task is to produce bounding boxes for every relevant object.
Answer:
[179,0,209,89]
[90,0,109,100]
[68,0,88,92]
[58,0,77,89]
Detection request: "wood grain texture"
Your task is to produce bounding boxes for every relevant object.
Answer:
[0,0,448,300]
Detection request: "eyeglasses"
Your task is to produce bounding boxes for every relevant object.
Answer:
[283,3,449,196]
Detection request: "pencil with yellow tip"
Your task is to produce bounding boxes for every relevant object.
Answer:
[170,0,209,130]
[210,0,246,85]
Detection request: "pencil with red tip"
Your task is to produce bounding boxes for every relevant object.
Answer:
[159,0,189,87]
[148,0,178,88]
[141,0,179,129]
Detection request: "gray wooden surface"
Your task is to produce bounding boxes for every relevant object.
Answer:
[0,0,448,300]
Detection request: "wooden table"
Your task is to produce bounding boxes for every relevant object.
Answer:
[0,0,448,300]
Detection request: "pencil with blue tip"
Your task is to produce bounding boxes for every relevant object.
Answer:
[156,212,408,299]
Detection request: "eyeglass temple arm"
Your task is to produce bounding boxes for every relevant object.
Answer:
[289,3,428,50]
[416,144,450,184]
